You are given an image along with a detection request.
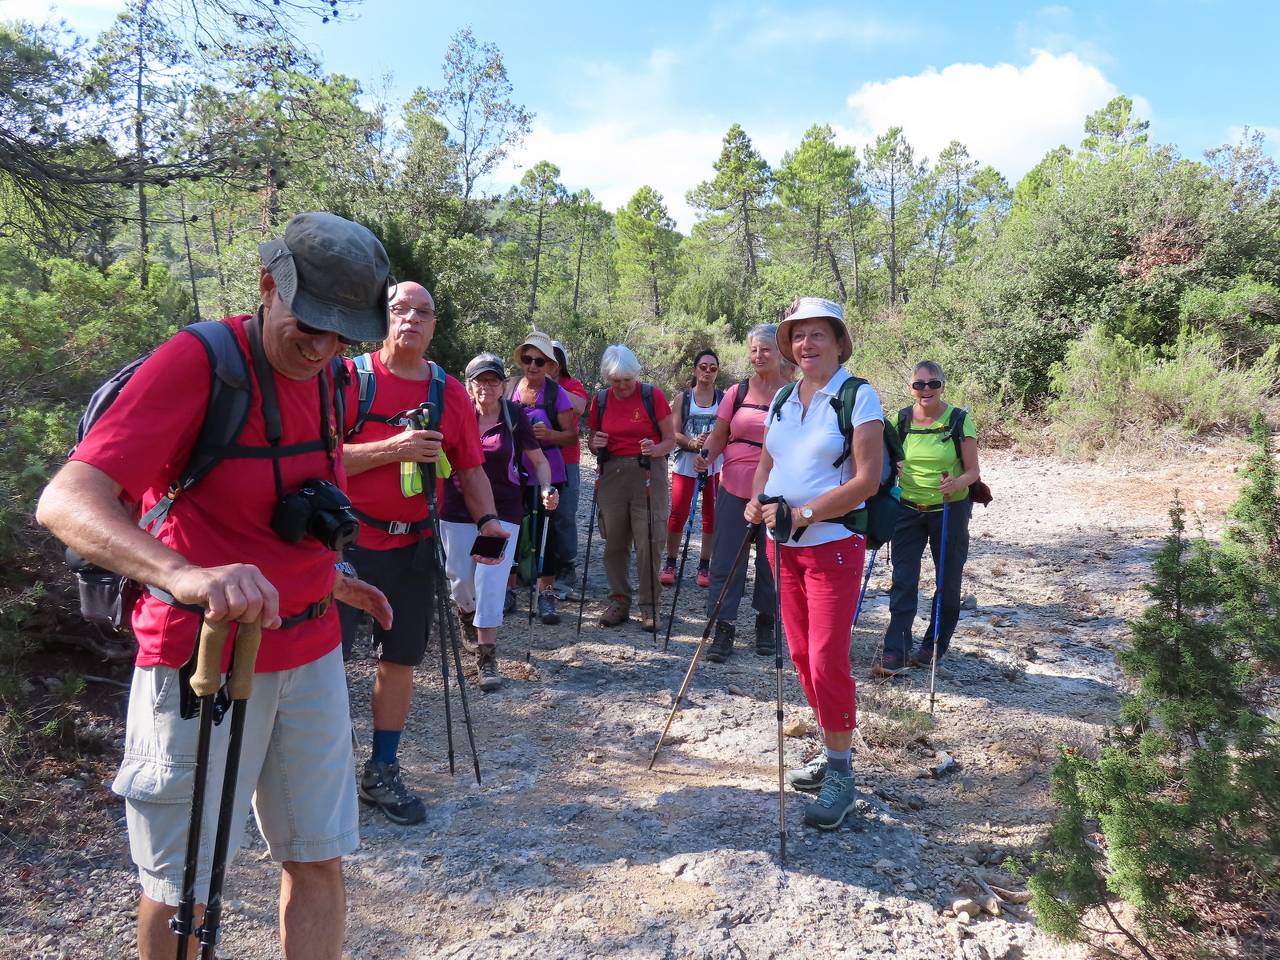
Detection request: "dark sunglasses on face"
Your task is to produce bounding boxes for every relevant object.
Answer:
[296,317,360,347]
[697,363,718,372]
[912,379,944,391]
[522,355,549,367]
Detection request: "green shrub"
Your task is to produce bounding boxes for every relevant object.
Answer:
[1047,325,1276,457]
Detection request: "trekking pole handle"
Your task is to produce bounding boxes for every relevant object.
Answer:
[227,622,262,701]
[190,619,231,698]
[697,448,709,477]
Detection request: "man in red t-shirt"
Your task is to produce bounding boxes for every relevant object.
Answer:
[339,280,504,824]
[550,339,588,598]
[36,212,394,960]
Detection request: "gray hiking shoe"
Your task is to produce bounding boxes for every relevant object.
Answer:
[538,590,561,625]
[475,645,502,692]
[786,753,828,793]
[455,605,479,655]
[803,769,857,831]
[359,760,426,825]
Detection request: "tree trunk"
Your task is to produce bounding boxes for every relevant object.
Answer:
[179,194,200,323]
[134,8,149,289]
[825,239,847,303]
[888,166,899,306]
[528,199,545,321]
[572,209,587,315]
[209,206,229,318]
[741,191,757,278]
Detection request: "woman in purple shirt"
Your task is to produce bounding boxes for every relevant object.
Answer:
[506,330,575,624]
[441,354,558,690]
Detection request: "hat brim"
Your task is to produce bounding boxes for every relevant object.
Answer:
[259,239,388,343]
[777,314,854,365]
[513,335,559,370]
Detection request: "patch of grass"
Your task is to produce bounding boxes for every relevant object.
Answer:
[859,681,935,754]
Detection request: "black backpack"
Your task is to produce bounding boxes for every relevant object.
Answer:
[768,376,904,550]
[592,384,661,436]
[726,379,770,450]
[68,320,348,630]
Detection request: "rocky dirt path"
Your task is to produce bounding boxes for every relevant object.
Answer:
[1,445,1246,960]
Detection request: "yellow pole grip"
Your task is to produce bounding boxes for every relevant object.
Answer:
[190,619,230,698]
[226,621,262,701]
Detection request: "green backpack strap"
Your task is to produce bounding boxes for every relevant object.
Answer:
[831,376,865,468]
[766,382,797,426]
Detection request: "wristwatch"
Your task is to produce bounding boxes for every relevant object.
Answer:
[799,506,815,524]
[335,560,357,579]
[475,513,499,530]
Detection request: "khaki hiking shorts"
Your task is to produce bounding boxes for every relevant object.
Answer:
[112,645,359,905]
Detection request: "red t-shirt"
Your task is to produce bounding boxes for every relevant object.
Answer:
[558,375,588,467]
[341,352,484,551]
[589,386,671,457]
[71,315,343,673]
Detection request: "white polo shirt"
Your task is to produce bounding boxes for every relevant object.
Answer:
[762,368,883,548]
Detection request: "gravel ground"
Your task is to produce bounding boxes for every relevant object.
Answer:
[0,443,1247,960]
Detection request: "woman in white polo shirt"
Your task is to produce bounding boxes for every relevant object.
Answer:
[745,296,884,831]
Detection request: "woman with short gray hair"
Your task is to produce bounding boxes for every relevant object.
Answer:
[586,344,677,630]
[692,323,794,661]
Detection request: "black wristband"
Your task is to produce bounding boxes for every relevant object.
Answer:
[475,514,498,530]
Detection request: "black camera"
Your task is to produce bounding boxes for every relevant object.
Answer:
[271,478,359,552]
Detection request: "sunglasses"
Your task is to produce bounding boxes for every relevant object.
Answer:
[296,317,360,347]
[696,363,719,372]
[911,379,944,391]
[521,355,549,367]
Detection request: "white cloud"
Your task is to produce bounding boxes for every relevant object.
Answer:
[1,0,122,28]
[843,50,1146,176]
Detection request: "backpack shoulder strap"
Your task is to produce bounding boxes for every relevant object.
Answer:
[830,376,865,468]
[947,405,968,463]
[593,388,609,431]
[897,406,913,441]
[344,352,378,437]
[714,386,724,408]
[731,379,751,413]
[541,377,559,423]
[680,388,691,429]
[640,383,661,436]
[768,382,796,424]
[427,361,447,424]
[138,321,252,531]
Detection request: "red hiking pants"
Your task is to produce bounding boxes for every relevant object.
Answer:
[768,535,865,731]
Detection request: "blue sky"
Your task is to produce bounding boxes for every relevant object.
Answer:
[7,0,1279,228]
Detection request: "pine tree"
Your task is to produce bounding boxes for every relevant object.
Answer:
[1030,429,1280,957]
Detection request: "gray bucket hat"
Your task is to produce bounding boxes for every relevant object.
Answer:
[258,212,391,343]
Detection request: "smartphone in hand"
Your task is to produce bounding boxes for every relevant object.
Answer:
[471,534,507,561]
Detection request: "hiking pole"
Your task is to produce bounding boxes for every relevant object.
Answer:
[576,452,605,635]
[532,497,551,647]
[640,453,657,640]
[528,494,541,645]
[662,456,707,652]
[430,547,483,785]
[197,621,262,960]
[761,494,791,866]
[417,406,481,785]
[853,549,877,628]
[171,618,229,960]
[928,475,951,716]
[648,520,757,769]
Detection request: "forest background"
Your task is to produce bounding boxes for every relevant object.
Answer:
[1,2,1279,954]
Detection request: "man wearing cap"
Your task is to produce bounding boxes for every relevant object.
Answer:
[339,280,505,825]
[549,339,588,598]
[37,212,396,959]
[744,296,885,831]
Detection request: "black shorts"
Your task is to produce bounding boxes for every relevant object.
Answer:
[339,541,438,666]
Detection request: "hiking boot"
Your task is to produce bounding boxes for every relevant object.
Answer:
[872,651,908,678]
[556,575,581,602]
[696,560,710,588]
[803,769,857,830]
[660,557,677,587]
[359,760,426,825]
[504,588,517,615]
[707,620,735,663]
[786,753,828,793]
[455,605,479,655]
[538,590,561,625]
[754,612,776,657]
[600,595,631,628]
[640,609,658,633]
[475,645,502,691]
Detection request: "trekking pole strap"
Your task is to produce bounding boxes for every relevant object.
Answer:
[191,620,231,698]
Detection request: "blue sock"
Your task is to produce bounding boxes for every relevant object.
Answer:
[372,729,402,766]
[826,747,853,775]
